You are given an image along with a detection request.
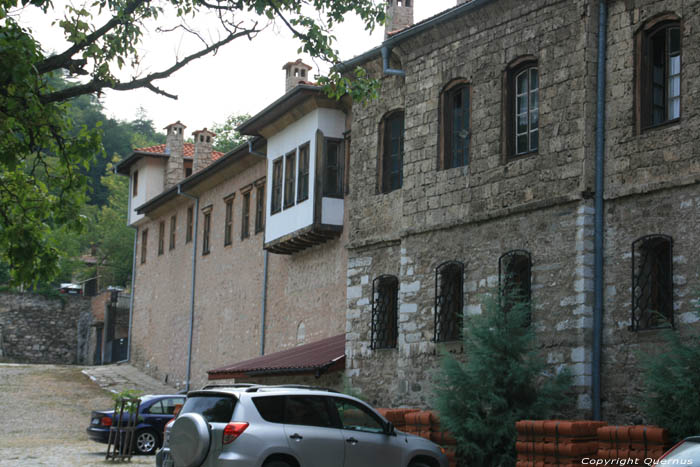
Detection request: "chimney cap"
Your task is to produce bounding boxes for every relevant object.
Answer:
[282,59,313,71]
[192,127,217,137]
[164,120,187,130]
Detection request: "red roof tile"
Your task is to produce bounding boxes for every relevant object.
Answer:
[134,143,224,160]
[207,334,345,379]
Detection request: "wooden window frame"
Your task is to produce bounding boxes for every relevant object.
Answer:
[378,110,404,194]
[140,229,148,264]
[224,196,234,246]
[169,215,176,251]
[254,181,265,234]
[202,207,212,256]
[284,150,296,209]
[186,206,193,243]
[636,14,682,133]
[158,221,165,256]
[297,142,310,203]
[439,80,471,170]
[502,56,539,161]
[271,157,283,214]
[132,170,138,197]
[322,138,344,198]
[241,190,251,240]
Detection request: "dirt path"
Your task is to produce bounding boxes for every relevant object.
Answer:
[0,364,153,466]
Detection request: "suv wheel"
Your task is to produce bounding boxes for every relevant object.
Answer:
[134,428,158,455]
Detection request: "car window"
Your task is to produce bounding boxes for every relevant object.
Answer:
[666,440,700,462]
[284,396,334,428]
[180,395,236,423]
[332,398,384,434]
[162,397,186,415]
[147,401,165,414]
[253,396,285,424]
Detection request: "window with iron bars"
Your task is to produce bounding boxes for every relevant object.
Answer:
[498,250,532,325]
[434,261,464,342]
[631,235,673,331]
[371,275,399,349]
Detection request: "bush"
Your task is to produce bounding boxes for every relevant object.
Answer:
[434,291,573,467]
[641,293,700,441]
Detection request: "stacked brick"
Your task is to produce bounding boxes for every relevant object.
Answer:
[597,426,670,462]
[377,409,459,467]
[516,420,606,467]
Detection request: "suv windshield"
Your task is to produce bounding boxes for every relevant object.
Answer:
[180,395,236,423]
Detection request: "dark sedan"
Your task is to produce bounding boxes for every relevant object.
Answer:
[87,394,185,455]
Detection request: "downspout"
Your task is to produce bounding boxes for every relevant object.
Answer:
[381,45,406,77]
[260,250,269,355]
[118,167,136,364]
[593,0,608,421]
[177,185,199,392]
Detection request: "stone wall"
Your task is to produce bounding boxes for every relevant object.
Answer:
[0,292,92,364]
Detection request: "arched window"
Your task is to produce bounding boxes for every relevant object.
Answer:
[631,235,673,330]
[434,261,464,342]
[440,80,470,170]
[504,57,538,158]
[636,15,681,130]
[371,275,399,349]
[378,110,405,193]
[499,250,532,324]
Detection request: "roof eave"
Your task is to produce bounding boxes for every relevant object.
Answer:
[237,85,323,136]
[115,152,169,175]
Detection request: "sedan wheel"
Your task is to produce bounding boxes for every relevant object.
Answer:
[135,429,158,455]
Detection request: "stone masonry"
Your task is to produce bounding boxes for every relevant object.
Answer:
[344,0,700,423]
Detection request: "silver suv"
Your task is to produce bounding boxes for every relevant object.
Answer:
[156,384,448,467]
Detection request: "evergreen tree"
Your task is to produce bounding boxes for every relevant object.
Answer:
[434,291,573,467]
[641,291,700,441]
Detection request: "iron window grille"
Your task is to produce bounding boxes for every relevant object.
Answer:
[631,234,673,331]
[241,191,251,239]
[381,111,404,193]
[498,250,532,324]
[434,261,464,342]
[442,82,470,169]
[371,275,399,350]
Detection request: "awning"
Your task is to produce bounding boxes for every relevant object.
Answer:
[207,334,345,380]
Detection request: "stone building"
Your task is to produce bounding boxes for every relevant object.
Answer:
[116,65,351,390]
[339,0,700,423]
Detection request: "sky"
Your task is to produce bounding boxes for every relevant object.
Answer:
[17,1,457,134]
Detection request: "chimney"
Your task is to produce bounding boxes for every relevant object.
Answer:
[192,128,216,173]
[164,121,186,189]
[282,59,313,93]
[385,0,414,39]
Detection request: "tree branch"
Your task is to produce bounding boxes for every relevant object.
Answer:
[38,25,259,104]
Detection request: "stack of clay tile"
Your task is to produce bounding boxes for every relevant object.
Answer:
[597,425,670,462]
[401,410,459,467]
[375,408,419,432]
[516,420,607,467]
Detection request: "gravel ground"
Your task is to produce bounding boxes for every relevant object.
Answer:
[0,364,154,466]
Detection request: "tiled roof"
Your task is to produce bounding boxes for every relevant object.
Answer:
[134,143,224,160]
[207,334,345,379]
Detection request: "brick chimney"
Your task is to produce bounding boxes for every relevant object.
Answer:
[282,59,313,93]
[192,128,216,173]
[164,121,186,189]
[385,0,414,39]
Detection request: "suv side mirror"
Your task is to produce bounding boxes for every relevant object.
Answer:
[384,421,396,436]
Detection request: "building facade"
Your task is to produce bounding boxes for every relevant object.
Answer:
[342,0,699,422]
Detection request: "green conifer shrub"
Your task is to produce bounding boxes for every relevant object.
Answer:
[434,291,573,467]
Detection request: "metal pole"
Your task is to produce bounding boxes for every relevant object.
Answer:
[260,250,269,355]
[178,186,199,392]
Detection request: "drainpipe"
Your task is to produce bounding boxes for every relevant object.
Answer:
[118,168,136,364]
[593,0,608,421]
[260,250,269,355]
[381,45,406,77]
[177,186,199,392]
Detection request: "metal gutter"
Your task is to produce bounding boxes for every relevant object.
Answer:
[177,185,200,392]
[260,250,269,355]
[593,0,608,421]
[336,0,495,74]
[117,167,136,364]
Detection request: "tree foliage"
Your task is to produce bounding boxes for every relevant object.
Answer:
[434,292,573,467]
[641,292,700,442]
[0,0,384,285]
[210,113,251,154]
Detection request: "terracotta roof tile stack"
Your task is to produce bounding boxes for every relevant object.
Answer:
[375,408,419,432]
[402,410,459,467]
[516,420,607,467]
[597,426,670,462]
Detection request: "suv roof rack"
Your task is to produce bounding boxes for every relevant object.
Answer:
[245,384,339,393]
[200,383,258,390]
